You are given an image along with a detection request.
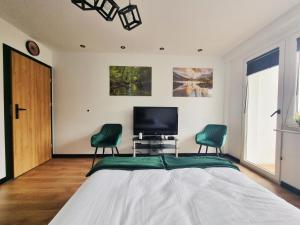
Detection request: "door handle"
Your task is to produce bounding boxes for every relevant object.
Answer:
[270,109,281,117]
[15,104,27,119]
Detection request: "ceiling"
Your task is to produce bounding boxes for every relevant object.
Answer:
[0,0,300,56]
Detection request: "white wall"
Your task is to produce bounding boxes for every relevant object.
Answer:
[0,18,53,179]
[53,52,225,155]
[224,5,300,188]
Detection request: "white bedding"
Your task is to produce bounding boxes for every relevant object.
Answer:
[49,168,300,225]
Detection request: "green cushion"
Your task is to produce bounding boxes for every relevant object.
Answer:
[86,156,165,176]
[163,155,239,171]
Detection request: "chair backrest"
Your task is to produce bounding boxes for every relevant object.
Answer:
[100,124,122,144]
[203,124,227,147]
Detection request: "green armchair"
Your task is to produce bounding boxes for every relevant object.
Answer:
[90,124,122,168]
[195,124,227,156]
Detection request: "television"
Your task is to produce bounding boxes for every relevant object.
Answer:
[133,107,178,135]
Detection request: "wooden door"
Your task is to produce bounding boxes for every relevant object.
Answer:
[11,51,52,178]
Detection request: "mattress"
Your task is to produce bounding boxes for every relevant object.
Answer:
[49,168,300,225]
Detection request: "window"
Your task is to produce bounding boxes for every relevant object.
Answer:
[297,38,300,113]
[286,37,300,128]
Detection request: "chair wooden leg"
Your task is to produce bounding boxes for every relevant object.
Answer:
[198,145,202,154]
[115,147,120,154]
[91,147,98,168]
[112,147,114,157]
[206,146,208,154]
[102,147,105,155]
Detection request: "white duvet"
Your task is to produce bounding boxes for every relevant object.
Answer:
[49,168,300,225]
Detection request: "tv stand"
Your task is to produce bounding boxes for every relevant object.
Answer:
[141,135,162,140]
[132,136,178,157]
[137,135,176,140]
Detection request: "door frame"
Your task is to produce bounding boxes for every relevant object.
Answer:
[241,41,285,183]
[2,44,53,181]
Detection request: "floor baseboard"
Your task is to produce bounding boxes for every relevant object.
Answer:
[281,182,300,196]
[52,154,129,158]
[0,176,9,184]
[224,154,240,163]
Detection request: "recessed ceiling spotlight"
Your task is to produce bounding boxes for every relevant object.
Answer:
[160,47,165,51]
[197,48,203,52]
[80,44,86,48]
[121,45,126,49]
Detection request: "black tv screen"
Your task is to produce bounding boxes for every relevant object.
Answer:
[133,107,178,135]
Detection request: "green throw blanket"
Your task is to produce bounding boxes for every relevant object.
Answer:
[86,155,239,176]
[163,155,239,170]
[86,156,165,176]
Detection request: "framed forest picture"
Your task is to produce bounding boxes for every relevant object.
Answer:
[110,66,152,96]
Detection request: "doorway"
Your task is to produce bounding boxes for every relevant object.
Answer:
[244,47,283,180]
[3,45,53,179]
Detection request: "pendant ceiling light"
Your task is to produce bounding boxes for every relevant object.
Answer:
[95,0,119,21]
[71,0,96,10]
[70,0,142,30]
[118,1,142,31]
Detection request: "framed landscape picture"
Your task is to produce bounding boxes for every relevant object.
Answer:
[173,67,213,97]
[110,66,152,96]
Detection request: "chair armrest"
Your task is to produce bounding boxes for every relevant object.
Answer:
[195,131,206,144]
[113,132,122,146]
[220,133,227,147]
[91,133,105,147]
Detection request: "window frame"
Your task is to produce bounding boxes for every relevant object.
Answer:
[296,51,300,113]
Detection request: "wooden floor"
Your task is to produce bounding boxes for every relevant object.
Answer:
[256,163,276,175]
[0,159,90,225]
[0,158,300,225]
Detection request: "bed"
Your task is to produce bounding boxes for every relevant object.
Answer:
[49,156,300,225]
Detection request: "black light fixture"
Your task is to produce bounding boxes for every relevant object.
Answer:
[71,0,96,10]
[95,0,119,21]
[70,0,142,30]
[118,1,142,31]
